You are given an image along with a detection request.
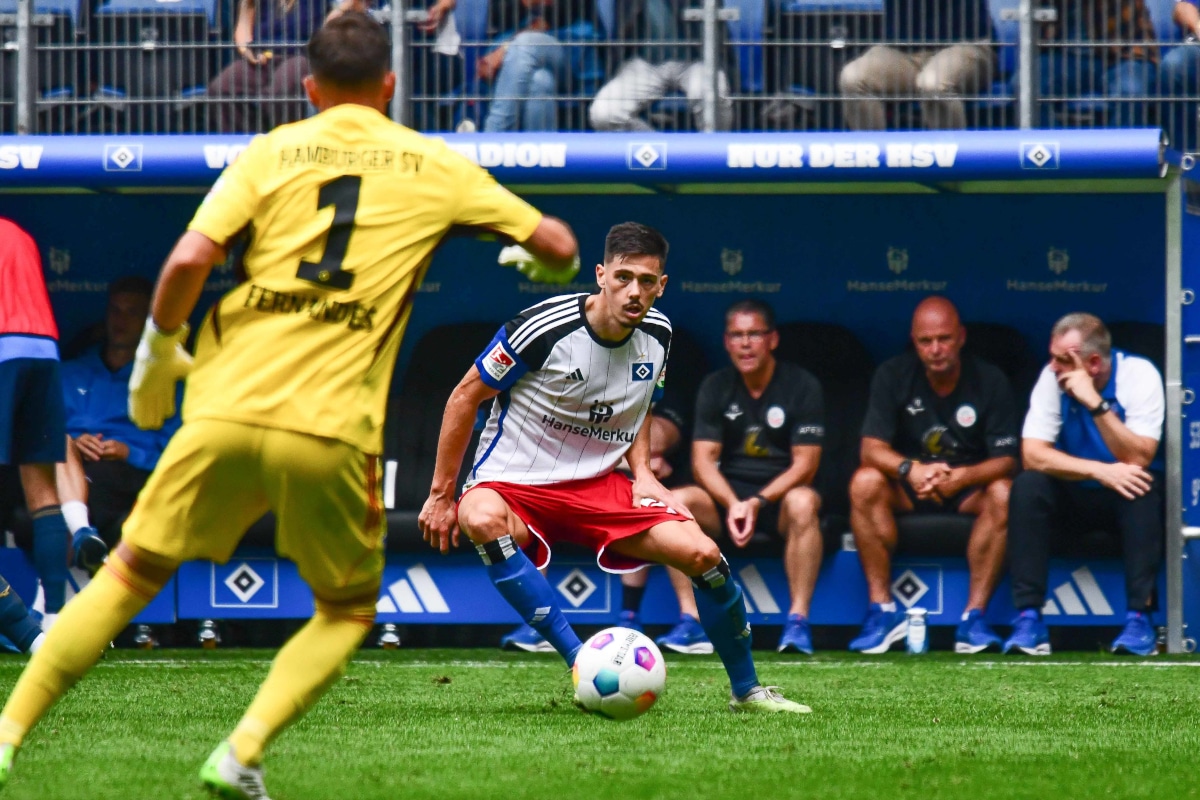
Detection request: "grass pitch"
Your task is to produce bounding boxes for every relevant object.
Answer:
[1,649,1197,800]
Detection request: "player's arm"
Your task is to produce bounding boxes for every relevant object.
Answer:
[627,414,693,518]
[862,436,947,495]
[691,440,739,510]
[517,215,579,274]
[419,366,500,553]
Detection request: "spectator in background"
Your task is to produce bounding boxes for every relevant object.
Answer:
[56,277,180,575]
[589,0,733,131]
[1159,1,1200,151]
[849,297,1016,654]
[0,218,72,629]
[208,0,370,132]
[839,0,994,129]
[1023,0,1158,127]
[653,300,825,655]
[1004,314,1164,657]
[420,0,597,132]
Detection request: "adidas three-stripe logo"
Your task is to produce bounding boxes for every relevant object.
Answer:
[1041,566,1114,616]
[565,368,585,381]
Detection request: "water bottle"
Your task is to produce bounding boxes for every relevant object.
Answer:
[905,608,928,654]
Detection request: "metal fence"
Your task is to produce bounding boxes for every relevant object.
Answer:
[1,0,1197,148]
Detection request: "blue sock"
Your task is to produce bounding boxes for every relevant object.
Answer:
[693,556,759,698]
[478,536,582,665]
[31,506,69,613]
[0,575,42,652]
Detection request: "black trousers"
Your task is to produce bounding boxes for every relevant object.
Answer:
[1008,470,1164,612]
[83,460,151,546]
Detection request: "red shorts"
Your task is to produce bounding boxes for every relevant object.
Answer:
[460,472,685,573]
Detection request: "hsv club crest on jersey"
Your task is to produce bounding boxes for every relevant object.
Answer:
[468,293,672,486]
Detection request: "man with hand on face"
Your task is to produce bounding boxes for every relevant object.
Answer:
[420,223,811,714]
[654,299,826,656]
[1004,313,1164,657]
[848,296,1017,654]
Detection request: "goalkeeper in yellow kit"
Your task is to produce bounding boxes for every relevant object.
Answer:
[0,12,577,798]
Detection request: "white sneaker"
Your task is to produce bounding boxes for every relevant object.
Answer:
[199,741,271,800]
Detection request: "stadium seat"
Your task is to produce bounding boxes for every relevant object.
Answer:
[1108,320,1165,374]
[962,321,1041,407]
[971,0,1018,127]
[774,322,873,540]
[87,0,215,132]
[0,0,81,130]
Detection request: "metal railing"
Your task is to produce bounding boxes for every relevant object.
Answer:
[1,0,1197,148]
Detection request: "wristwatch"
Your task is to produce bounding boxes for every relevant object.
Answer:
[897,459,913,481]
[1089,399,1112,417]
[752,494,770,509]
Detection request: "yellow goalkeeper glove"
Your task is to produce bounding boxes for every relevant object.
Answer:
[128,319,193,430]
[498,245,580,285]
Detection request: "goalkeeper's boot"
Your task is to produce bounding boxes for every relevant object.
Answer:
[729,686,812,714]
[0,743,15,788]
[200,741,272,800]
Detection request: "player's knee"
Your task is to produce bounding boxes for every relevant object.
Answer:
[780,487,820,527]
[683,535,722,576]
[849,467,889,508]
[982,478,1012,522]
[457,497,509,542]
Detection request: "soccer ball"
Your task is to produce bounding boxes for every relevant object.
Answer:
[572,627,666,721]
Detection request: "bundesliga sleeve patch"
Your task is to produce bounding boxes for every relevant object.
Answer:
[476,333,526,390]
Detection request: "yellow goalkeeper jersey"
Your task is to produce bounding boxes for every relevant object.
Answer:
[184,103,543,453]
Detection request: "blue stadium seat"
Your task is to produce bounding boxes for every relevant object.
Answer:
[89,0,215,131]
[725,0,765,93]
[0,0,82,125]
[448,0,490,125]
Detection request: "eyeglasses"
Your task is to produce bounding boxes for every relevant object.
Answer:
[726,330,770,343]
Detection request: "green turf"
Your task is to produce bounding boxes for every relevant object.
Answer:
[1,649,1198,799]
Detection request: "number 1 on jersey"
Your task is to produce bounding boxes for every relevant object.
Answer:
[297,175,361,290]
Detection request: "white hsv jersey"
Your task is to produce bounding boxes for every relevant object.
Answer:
[467,293,672,486]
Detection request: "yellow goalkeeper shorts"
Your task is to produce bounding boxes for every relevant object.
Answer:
[122,418,386,602]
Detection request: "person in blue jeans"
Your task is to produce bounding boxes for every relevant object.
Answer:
[419,0,595,131]
[1160,1,1200,151]
[1015,0,1159,127]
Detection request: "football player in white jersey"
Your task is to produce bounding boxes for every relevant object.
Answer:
[419,222,810,713]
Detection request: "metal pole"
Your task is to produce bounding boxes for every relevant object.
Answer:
[1166,168,1185,653]
[389,0,411,126]
[1017,0,1035,129]
[15,0,34,134]
[700,0,718,133]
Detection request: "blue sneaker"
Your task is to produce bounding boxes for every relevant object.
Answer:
[72,526,108,576]
[500,623,555,653]
[955,609,1003,654]
[1003,608,1051,655]
[1111,610,1157,657]
[777,614,813,654]
[849,604,907,654]
[618,609,643,633]
[655,614,714,654]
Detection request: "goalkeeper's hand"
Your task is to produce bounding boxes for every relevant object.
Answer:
[498,245,580,285]
[128,319,193,431]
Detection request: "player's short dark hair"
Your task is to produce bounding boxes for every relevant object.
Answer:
[725,299,775,331]
[603,222,668,270]
[108,275,153,299]
[307,12,390,89]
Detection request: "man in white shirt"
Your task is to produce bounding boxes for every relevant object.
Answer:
[1003,313,1164,657]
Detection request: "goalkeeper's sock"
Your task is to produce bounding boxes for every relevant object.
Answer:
[0,555,160,747]
[30,506,69,613]
[479,536,581,665]
[228,599,373,767]
[0,577,43,654]
[693,556,759,698]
